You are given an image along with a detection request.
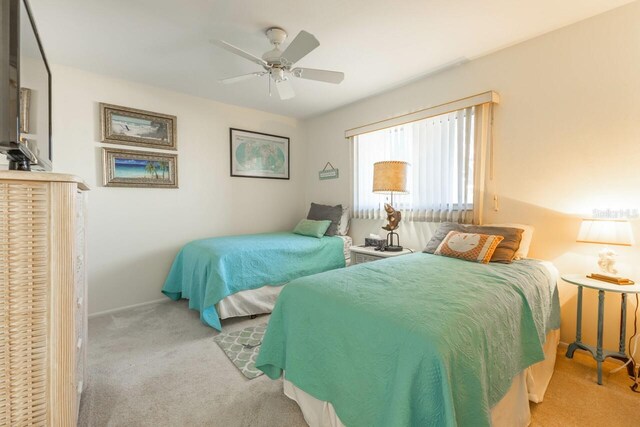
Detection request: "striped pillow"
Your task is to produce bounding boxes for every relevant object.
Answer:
[434,231,504,264]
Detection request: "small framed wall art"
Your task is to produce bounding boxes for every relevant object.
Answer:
[103,147,178,188]
[100,103,177,150]
[230,128,289,180]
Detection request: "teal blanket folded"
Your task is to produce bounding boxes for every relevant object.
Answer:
[162,232,346,330]
[256,253,560,427]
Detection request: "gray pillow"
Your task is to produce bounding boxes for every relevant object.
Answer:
[307,203,343,236]
[424,223,460,253]
[424,223,524,263]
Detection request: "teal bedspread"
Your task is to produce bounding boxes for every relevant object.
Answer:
[256,253,560,427]
[162,232,346,330]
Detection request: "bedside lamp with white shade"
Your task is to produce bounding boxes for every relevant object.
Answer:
[577,218,634,285]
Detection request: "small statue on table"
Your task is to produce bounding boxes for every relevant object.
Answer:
[382,203,403,251]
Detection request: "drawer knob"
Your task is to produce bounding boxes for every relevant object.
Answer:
[77,338,82,350]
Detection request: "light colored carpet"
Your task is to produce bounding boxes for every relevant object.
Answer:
[80,300,639,426]
[79,301,305,427]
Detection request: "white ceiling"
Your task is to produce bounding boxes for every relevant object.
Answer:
[30,0,633,119]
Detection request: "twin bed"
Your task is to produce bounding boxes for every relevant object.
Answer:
[256,253,560,427]
[162,223,559,427]
[162,231,352,330]
[215,234,352,321]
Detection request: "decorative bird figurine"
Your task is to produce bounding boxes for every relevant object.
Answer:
[382,203,401,231]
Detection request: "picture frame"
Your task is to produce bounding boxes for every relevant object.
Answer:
[230,128,289,180]
[102,147,178,188]
[100,103,177,150]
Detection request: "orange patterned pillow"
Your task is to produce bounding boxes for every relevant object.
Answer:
[434,231,504,264]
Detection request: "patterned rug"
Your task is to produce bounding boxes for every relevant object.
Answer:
[213,323,267,379]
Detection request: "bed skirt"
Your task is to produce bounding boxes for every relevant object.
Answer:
[283,328,560,427]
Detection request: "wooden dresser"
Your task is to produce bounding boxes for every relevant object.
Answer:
[0,171,89,426]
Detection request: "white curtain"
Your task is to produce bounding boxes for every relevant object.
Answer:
[352,106,478,223]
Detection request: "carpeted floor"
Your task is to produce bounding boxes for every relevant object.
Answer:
[79,300,639,427]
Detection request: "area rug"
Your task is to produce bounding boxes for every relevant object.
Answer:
[213,323,267,379]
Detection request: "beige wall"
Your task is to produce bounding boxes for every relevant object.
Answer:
[51,65,305,315]
[303,2,640,349]
[34,2,640,350]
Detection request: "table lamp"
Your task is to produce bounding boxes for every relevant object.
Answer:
[576,218,634,285]
[373,161,409,251]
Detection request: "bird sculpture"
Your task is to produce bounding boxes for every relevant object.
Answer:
[382,203,401,231]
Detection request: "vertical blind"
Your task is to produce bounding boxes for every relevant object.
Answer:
[353,106,481,223]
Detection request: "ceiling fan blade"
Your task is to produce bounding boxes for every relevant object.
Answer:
[275,78,295,100]
[211,40,268,67]
[219,72,266,84]
[281,30,319,65]
[292,67,344,84]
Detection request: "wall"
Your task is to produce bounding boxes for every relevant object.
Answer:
[303,2,640,350]
[51,65,305,315]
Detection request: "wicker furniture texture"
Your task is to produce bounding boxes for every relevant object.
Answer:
[0,171,89,426]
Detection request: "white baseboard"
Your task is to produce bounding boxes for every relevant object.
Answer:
[89,297,170,319]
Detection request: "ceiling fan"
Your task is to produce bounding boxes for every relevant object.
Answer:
[212,27,344,100]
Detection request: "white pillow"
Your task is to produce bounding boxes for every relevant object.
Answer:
[486,223,534,259]
[337,207,351,236]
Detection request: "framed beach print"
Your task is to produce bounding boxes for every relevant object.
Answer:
[102,147,178,188]
[230,128,290,180]
[100,103,177,150]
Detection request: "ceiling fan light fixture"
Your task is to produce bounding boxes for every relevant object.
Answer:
[212,26,344,100]
[271,68,285,82]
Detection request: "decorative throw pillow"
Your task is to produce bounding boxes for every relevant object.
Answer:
[424,223,523,263]
[434,231,504,264]
[337,207,351,236]
[293,219,332,238]
[307,203,343,236]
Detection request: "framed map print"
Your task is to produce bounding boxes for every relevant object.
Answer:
[230,128,289,180]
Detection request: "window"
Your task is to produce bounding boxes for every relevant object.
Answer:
[352,107,478,223]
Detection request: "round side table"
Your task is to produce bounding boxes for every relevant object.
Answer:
[562,274,640,385]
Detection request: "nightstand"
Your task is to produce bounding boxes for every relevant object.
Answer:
[350,245,413,265]
[563,274,640,385]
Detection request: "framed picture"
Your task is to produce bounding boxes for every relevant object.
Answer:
[230,128,289,180]
[100,103,177,150]
[103,147,178,188]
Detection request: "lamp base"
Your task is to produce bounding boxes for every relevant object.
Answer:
[587,273,635,286]
[385,230,402,252]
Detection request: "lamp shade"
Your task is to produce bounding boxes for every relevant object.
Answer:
[373,161,409,194]
[577,219,633,246]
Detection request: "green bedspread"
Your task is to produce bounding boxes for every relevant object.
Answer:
[256,253,560,427]
[161,232,346,331]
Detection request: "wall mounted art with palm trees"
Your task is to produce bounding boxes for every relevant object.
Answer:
[102,147,178,188]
